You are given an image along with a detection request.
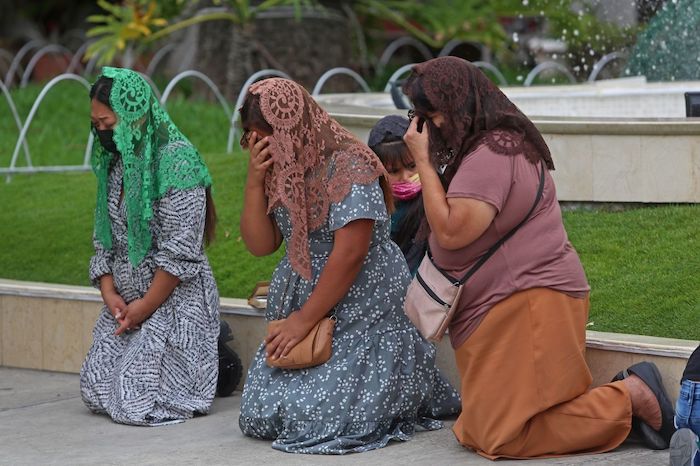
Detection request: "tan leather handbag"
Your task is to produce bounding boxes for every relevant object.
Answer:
[404,163,545,343]
[265,316,336,370]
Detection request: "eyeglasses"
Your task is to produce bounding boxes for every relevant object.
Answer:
[407,109,415,121]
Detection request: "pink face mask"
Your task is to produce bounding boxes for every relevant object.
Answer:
[391,173,421,201]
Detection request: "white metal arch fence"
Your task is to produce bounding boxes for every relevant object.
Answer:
[0,37,632,179]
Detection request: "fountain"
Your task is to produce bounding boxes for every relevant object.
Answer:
[315,75,700,204]
[626,0,700,82]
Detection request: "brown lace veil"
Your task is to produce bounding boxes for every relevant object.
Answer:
[245,78,387,280]
[402,57,554,186]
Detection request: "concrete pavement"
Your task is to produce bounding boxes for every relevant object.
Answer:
[0,367,669,465]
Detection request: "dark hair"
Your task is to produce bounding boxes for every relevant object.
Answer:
[203,187,217,246]
[90,75,217,245]
[240,89,395,213]
[402,75,435,117]
[90,76,113,108]
[372,140,414,172]
[239,92,273,136]
[393,192,424,256]
[371,140,423,252]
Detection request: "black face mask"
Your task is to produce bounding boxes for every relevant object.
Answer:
[95,128,118,154]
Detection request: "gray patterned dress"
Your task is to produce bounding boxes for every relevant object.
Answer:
[239,181,460,454]
[80,158,220,426]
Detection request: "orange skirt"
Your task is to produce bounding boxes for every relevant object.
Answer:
[452,287,632,459]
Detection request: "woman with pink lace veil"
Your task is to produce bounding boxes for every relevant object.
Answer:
[236,78,460,454]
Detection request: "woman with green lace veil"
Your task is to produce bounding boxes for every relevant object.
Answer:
[80,67,221,426]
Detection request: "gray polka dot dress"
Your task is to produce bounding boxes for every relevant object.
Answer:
[239,181,460,453]
[80,159,220,426]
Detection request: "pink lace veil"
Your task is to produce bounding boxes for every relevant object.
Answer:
[247,78,387,280]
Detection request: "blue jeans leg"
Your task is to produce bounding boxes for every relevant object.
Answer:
[676,380,700,434]
[676,379,700,466]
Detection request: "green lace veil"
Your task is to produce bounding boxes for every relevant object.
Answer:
[91,67,212,267]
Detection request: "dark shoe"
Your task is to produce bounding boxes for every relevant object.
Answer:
[670,428,697,466]
[611,361,676,450]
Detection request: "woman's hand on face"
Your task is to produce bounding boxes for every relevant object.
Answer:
[246,132,273,186]
[403,117,431,167]
[103,290,127,320]
[265,311,314,361]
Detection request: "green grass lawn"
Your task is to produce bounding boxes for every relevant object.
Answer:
[564,206,700,339]
[1,84,698,340]
[0,152,283,300]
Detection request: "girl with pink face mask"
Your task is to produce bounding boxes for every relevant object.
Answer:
[368,115,425,275]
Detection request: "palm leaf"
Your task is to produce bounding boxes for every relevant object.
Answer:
[86,25,121,38]
[97,0,124,18]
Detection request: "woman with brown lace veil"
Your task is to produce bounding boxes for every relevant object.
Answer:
[401,57,675,459]
[237,78,460,454]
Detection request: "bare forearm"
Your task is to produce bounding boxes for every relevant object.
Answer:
[416,159,498,250]
[298,251,365,324]
[297,220,372,325]
[141,269,180,314]
[240,183,280,255]
[416,160,452,237]
[99,274,116,298]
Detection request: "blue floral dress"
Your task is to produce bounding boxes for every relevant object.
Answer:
[239,181,460,454]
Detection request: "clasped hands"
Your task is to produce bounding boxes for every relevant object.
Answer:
[103,291,152,336]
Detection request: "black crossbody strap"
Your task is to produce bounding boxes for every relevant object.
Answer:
[454,161,546,285]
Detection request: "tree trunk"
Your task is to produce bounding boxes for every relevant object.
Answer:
[226,23,256,101]
[193,6,356,102]
[192,14,237,100]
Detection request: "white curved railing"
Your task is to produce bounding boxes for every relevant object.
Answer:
[0,80,31,168]
[588,52,627,82]
[376,37,433,74]
[2,38,624,178]
[383,63,417,110]
[66,40,93,74]
[145,43,176,77]
[312,67,370,96]
[20,44,73,88]
[382,63,417,92]
[472,61,508,86]
[4,40,43,87]
[3,74,94,180]
[226,69,291,154]
[524,61,576,86]
[160,70,230,116]
[0,48,14,69]
[160,70,231,150]
[439,39,487,60]
[137,72,163,101]
[83,53,101,77]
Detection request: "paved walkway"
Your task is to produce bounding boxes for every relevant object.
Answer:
[0,368,669,465]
